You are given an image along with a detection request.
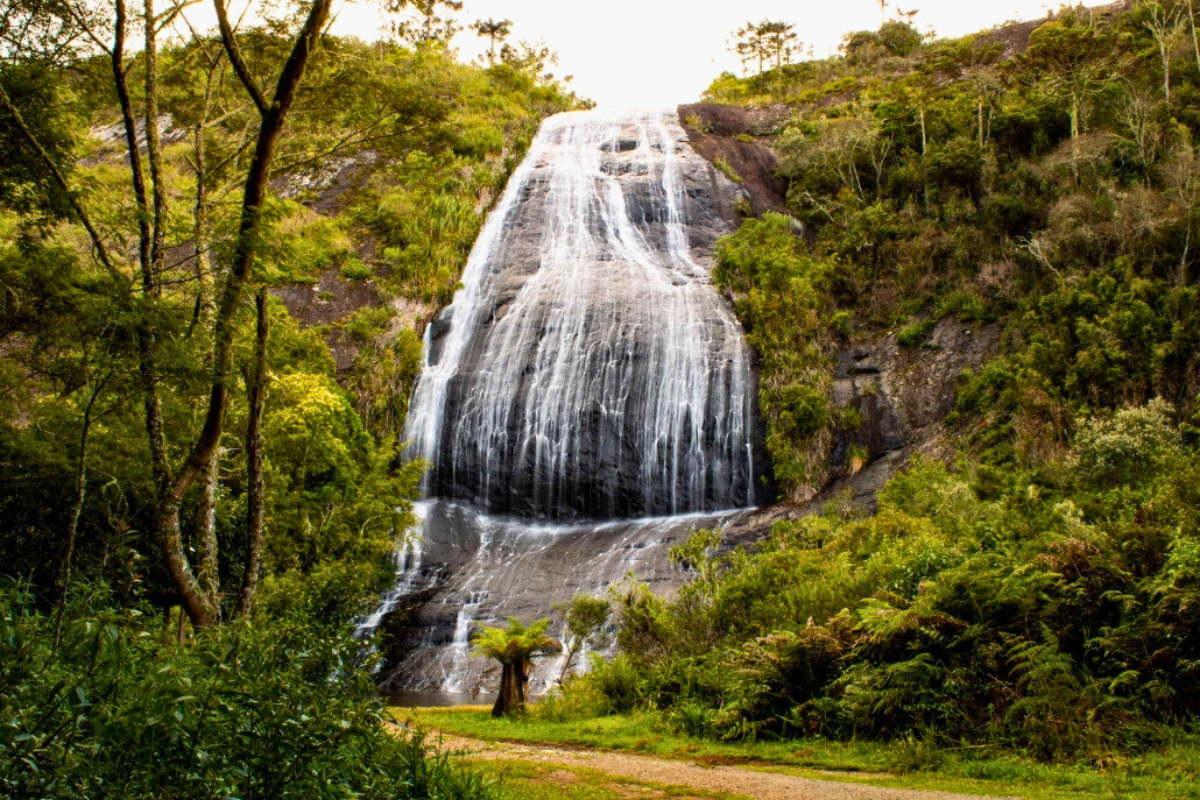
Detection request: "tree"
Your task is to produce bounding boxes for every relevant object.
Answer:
[878,19,923,56]
[472,18,510,64]
[1,0,336,627]
[730,20,798,74]
[1117,80,1168,177]
[896,65,940,156]
[500,39,558,83]
[389,0,462,50]
[1160,143,1200,283]
[730,21,766,74]
[472,617,558,717]
[1140,0,1189,104]
[1020,12,1122,141]
[556,594,610,682]
[759,21,799,70]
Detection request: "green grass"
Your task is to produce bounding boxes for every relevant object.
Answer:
[401,707,1200,800]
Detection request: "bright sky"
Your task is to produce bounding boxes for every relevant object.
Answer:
[329,0,1117,108]
[182,1,1115,109]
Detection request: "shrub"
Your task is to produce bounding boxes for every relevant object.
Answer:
[1071,399,1180,491]
[341,257,373,280]
[0,584,493,800]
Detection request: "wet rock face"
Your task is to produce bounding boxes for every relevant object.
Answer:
[370,112,773,695]
[412,112,769,520]
[375,500,754,696]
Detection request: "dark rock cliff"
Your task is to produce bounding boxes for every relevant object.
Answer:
[678,104,1002,535]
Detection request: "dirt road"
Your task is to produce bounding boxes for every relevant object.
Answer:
[432,732,1017,800]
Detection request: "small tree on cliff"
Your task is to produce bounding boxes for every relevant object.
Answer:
[556,593,611,682]
[473,18,512,63]
[472,617,558,717]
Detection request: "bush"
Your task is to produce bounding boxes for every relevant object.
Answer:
[1071,399,1180,491]
[0,584,493,799]
[341,257,373,280]
[584,411,1200,755]
[878,21,923,57]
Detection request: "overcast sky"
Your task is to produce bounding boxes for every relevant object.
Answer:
[193,1,1115,108]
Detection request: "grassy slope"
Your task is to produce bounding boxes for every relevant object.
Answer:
[407,707,1200,800]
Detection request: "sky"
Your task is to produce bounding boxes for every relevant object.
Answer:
[189,1,1117,109]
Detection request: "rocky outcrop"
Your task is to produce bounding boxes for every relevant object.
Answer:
[375,501,752,696]
[829,317,999,477]
[678,103,791,218]
[725,317,1000,546]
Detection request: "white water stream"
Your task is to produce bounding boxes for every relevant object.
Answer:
[364,109,766,695]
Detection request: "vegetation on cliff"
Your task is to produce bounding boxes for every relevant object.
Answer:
[550,1,1200,768]
[710,3,1200,496]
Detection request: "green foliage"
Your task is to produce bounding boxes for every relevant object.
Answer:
[712,156,742,184]
[565,417,1200,758]
[340,257,372,280]
[1071,398,1181,491]
[472,617,557,666]
[0,63,79,218]
[0,27,577,604]
[262,201,355,284]
[0,25,577,794]
[705,2,1200,499]
[714,213,836,492]
[0,584,493,799]
[555,593,612,682]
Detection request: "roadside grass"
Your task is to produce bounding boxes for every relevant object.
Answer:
[476,758,742,800]
[400,706,1200,800]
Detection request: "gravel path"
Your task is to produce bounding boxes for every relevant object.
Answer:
[433,732,1018,800]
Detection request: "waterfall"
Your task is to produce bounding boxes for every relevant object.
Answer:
[368,109,769,697]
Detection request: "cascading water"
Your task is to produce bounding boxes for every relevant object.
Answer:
[368,109,770,697]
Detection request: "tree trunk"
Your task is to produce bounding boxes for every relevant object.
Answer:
[146,0,332,628]
[179,0,332,505]
[1180,223,1192,287]
[558,644,580,683]
[492,660,530,717]
[1190,0,1200,77]
[235,288,269,618]
[492,663,517,717]
[190,56,220,327]
[112,0,152,284]
[115,0,217,627]
[143,0,168,275]
[194,451,220,601]
[53,385,102,651]
[1160,38,1173,105]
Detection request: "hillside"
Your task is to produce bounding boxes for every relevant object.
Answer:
[684,2,1200,506]
[536,0,1200,767]
[0,7,579,794]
